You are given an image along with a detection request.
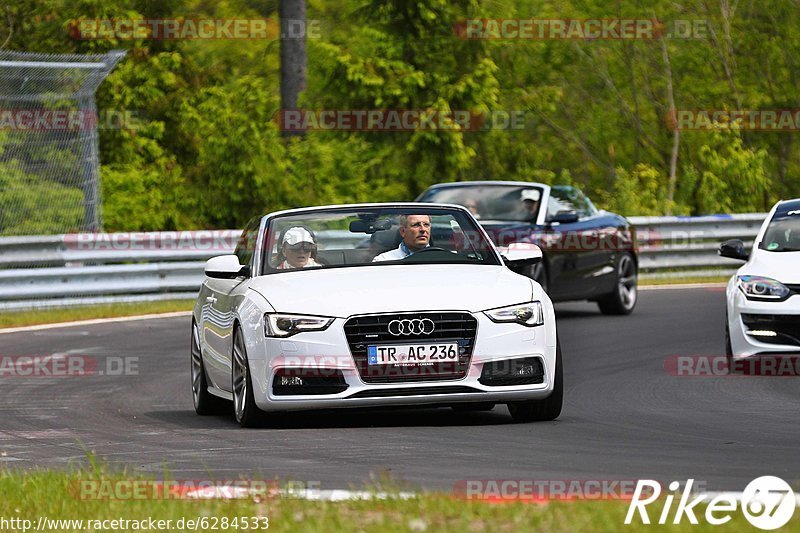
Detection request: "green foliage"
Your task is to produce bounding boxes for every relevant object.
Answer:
[0,163,84,235]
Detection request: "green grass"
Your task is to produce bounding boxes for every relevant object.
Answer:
[0,468,794,532]
[0,300,193,329]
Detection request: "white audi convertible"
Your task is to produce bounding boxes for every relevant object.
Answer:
[191,203,561,427]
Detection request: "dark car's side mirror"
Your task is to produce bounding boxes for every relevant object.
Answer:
[719,239,749,261]
[547,210,579,225]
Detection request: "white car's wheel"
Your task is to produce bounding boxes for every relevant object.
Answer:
[507,340,563,422]
[191,321,225,415]
[232,327,264,427]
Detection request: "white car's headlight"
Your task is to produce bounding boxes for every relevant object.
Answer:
[737,275,791,301]
[484,302,544,327]
[264,313,334,337]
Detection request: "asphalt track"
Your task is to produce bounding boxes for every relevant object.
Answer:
[2,287,799,493]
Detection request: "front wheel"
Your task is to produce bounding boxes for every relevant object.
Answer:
[232,327,265,427]
[597,253,637,315]
[507,341,563,422]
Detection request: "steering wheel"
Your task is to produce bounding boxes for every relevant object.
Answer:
[410,247,450,254]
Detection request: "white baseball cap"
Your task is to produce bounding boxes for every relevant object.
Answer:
[520,189,541,202]
[282,227,315,245]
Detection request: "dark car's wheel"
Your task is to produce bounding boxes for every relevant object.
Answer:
[507,340,563,422]
[597,253,637,315]
[529,262,549,294]
[191,321,226,415]
[451,402,496,412]
[232,327,265,427]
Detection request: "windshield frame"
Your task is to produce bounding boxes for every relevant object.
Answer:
[258,204,504,275]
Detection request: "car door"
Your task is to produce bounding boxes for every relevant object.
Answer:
[201,218,261,390]
[545,187,612,300]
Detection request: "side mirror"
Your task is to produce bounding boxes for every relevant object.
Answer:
[547,210,579,225]
[205,255,250,279]
[718,239,749,261]
[498,242,543,266]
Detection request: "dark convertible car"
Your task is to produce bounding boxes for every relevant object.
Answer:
[416,181,638,315]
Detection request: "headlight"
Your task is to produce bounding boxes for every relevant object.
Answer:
[484,302,544,327]
[264,313,334,337]
[737,276,791,301]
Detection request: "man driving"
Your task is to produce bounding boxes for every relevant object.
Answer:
[372,214,431,261]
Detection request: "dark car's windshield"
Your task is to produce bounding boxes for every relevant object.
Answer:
[759,205,800,252]
[417,185,545,222]
[260,207,501,274]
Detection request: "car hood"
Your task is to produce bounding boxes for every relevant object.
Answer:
[741,249,800,284]
[248,264,535,317]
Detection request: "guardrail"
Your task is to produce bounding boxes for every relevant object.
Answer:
[0,214,767,310]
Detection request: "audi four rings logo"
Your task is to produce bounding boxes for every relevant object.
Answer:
[388,318,435,336]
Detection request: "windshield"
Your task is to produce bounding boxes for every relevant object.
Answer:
[759,206,800,252]
[261,207,501,273]
[417,185,545,223]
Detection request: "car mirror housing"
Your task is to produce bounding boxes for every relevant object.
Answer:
[499,242,543,266]
[718,239,749,261]
[205,255,249,279]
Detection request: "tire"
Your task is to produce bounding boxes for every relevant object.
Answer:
[597,253,637,315]
[191,320,227,415]
[507,340,563,422]
[725,317,736,373]
[232,326,265,428]
[451,402,496,412]
[530,261,549,294]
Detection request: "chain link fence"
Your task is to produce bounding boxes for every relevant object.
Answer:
[0,49,125,236]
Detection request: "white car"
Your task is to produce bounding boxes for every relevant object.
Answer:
[721,198,800,362]
[191,203,562,427]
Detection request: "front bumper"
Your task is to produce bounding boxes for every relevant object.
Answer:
[247,311,558,412]
[729,289,800,358]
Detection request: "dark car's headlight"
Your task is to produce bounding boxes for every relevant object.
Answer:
[484,302,544,327]
[737,276,791,301]
[264,313,334,337]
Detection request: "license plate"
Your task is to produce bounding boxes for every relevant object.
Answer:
[367,343,459,365]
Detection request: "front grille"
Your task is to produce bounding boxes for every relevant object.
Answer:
[348,386,481,398]
[742,314,800,346]
[343,312,477,383]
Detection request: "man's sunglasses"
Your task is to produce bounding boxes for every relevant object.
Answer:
[285,242,317,252]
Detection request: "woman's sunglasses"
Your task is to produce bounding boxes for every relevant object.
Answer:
[285,242,317,252]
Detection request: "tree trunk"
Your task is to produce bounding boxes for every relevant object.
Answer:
[660,35,679,215]
[279,0,307,137]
